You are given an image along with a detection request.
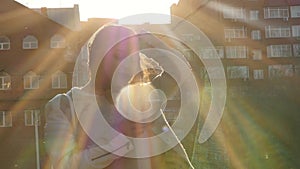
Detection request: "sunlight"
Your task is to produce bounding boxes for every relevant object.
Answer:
[16,0,179,22]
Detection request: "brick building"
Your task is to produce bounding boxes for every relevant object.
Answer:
[171,0,300,168]
[2,0,300,168]
[171,0,300,89]
[0,1,83,168]
[0,1,119,169]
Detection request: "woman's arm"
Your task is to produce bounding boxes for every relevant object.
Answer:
[44,94,132,169]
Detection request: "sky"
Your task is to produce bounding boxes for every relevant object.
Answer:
[16,0,179,22]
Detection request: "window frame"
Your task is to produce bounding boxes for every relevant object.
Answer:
[50,34,66,48]
[293,44,300,57]
[290,6,300,18]
[225,46,248,59]
[252,49,262,60]
[0,36,10,50]
[24,71,40,89]
[224,27,247,40]
[199,46,224,59]
[0,111,12,127]
[24,109,41,126]
[267,44,292,58]
[206,66,226,79]
[253,69,264,80]
[268,64,293,78]
[23,35,38,49]
[52,71,67,89]
[265,25,291,38]
[250,10,259,20]
[223,7,246,20]
[264,7,289,19]
[227,65,249,79]
[0,72,11,90]
[251,30,261,40]
[292,25,300,37]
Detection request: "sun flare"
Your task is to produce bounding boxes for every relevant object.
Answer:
[16,0,179,21]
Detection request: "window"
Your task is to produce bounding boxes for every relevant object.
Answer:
[290,6,300,18]
[227,66,249,79]
[24,109,40,126]
[225,46,247,58]
[252,49,262,60]
[264,7,289,19]
[24,71,39,89]
[253,69,264,79]
[199,46,224,59]
[0,36,10,50]
[224,27,247,40]
[215,46,225,58]
[23,35,38,49]
[269,64,293,78]
[0,111,12,127]
[293,44,300,57]
[206,66,225,79]
[52,70,67,89]
[251,30,261,40]
[267,44,292,57]
[265,25,290,38]
[250,10,259,20]
[0,72,11,90]
[292,25,300,37]
[223,7,246,20]
[51,34,66,48]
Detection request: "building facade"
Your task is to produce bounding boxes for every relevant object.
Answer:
[0,1,119,169]
[0,1,83,169]
[171,0,300,169]
[171,0,300,88]
[2,0,300,168]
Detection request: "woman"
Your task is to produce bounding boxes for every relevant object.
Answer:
[44,24,192,169]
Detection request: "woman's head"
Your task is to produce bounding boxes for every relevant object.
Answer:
[85,24,164,94]
[87,24,140,91]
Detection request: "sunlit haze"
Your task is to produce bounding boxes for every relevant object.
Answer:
[16,0,179,22]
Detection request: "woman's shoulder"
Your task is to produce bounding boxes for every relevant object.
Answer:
[46,87,80,108]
